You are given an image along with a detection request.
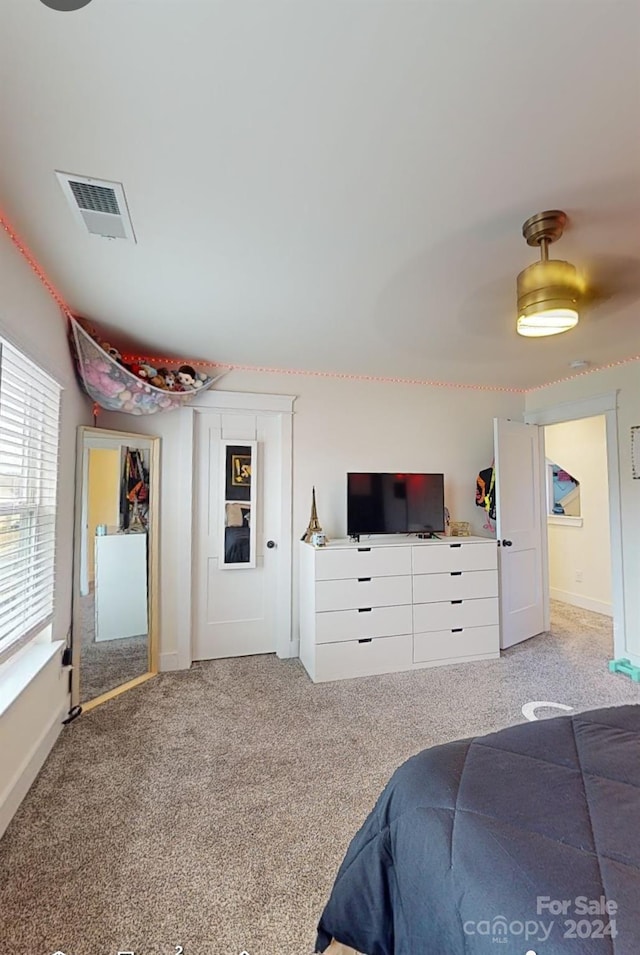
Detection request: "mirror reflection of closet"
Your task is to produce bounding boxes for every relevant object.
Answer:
[72,427,160,711]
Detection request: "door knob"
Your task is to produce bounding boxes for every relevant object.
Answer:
[266,540,276,549]
[502,539,513,547]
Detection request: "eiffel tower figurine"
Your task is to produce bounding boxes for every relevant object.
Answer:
[301,486,328,544]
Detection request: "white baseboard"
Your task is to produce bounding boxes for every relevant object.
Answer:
[277,640,299,660]
[159,651,181,671]
[0,701,66,841]
[162,642,300,670]
[550,588,613,618]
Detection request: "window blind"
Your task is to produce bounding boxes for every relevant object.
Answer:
[0,338,61,663]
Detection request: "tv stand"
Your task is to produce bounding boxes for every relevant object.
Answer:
[299,536,499,682]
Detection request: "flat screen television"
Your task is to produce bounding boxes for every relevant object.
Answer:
[347,472,445,536]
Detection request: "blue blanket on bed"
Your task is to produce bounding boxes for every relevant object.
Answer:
[316,704,640,954]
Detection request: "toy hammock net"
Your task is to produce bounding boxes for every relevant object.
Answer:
[70,316,221,415]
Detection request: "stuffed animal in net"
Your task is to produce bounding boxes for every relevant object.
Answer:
[176,364,204,389]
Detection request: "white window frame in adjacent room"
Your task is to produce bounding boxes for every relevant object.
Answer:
[0,337,61,667]
[545,458,583,527]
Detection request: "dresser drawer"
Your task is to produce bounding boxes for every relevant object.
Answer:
[414,625,499,663]
[413,596,499,632]
[314,633,413,682]
[316,575,412,612]
[315,545,412,581]
[315,604,413,644]
[413,569,498,604]
[412,542,497,574]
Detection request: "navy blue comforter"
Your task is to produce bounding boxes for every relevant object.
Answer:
[316,705,640,954]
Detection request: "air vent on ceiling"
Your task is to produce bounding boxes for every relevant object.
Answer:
[55,171,137,242]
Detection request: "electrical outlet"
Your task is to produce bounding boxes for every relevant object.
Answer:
[575,570,583,583]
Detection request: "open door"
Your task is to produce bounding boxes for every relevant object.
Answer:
[494,418,546,649]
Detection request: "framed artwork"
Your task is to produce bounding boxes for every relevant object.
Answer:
[231,453,251,487]
[219,440,257,568]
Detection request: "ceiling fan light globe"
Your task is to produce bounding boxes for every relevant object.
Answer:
[516,255,582,339]
[517,308,579,337]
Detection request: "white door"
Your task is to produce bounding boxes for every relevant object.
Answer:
[193,411,281,660]
[494,418,546,649]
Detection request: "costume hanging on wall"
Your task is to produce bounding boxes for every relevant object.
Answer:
[476,465,496,523]
[120,448,150,531]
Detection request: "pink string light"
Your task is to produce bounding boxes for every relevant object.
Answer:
[0,213,73,317]
[119,355,524,392]
[527,353,640,391]
[2,209,639,394]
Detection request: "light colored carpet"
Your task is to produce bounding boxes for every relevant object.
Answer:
[1,601,639,955]
[79,589,148,703]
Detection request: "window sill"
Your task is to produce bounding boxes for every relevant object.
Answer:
[0,640,66,720]
[548,515,583,527]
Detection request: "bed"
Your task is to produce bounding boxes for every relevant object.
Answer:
[315,704,640,954]
[224,524,250,563]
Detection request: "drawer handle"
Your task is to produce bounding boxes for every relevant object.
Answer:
[449,543,462,548]
[451,599,463,605]
[357,547,371,552]
[358,638,372,643]
[452,628,463,633]
[450,571,462,577]
[358,577,371,582]
[358,607,372,613]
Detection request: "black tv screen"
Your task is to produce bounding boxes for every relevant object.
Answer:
[347,472,445,536]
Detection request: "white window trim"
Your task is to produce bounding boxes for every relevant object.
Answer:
[0,632,65,720]
[0,334,63,668]
[545,457,581,520]
[548,515,583,527]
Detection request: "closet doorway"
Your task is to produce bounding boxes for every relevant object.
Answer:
[544,415,613,654]
[525,391,624,661]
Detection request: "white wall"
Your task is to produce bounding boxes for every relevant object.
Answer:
[0,228,90,836]
[544,416,611,616]
[526,365,640,664]
[103,371,524,666]
[0,643,68,839]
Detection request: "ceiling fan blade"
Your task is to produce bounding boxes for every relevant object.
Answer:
[581,254,640,312]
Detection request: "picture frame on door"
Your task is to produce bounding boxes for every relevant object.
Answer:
[219,439,258,569]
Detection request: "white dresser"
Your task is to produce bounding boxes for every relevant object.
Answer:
[94,532,149,642]
[299,536,499,682]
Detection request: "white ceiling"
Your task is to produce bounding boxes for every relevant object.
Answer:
[1,0,639,388]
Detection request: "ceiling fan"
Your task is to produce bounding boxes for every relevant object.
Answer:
[516,209,640,338]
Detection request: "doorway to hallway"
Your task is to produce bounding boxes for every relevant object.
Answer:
[543,414,613,655]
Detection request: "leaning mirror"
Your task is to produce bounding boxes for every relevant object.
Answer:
[72,427,160,710]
